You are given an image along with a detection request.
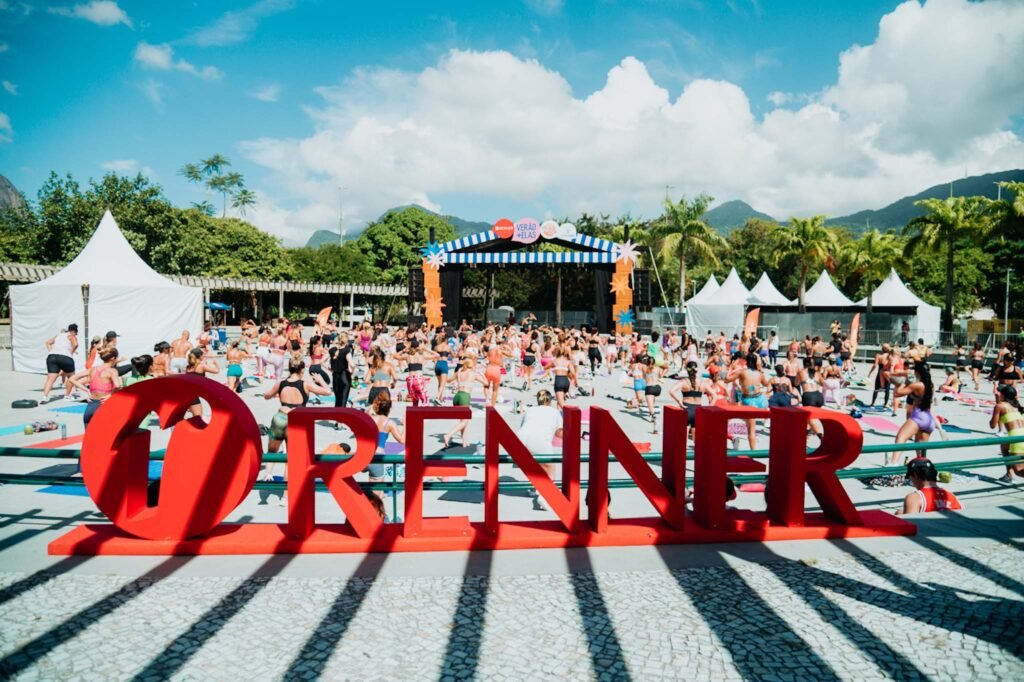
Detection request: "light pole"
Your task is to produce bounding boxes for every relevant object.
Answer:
[995,182,1002,201]
[1006,268,1011,335]
[337,186,348,247]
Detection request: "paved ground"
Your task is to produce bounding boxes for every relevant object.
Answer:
[1,348,1022,679]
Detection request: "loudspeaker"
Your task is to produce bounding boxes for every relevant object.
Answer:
[634,269,652,310]
[408,267,424,301]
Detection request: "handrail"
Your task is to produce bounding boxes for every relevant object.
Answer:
[2,434,1022,465]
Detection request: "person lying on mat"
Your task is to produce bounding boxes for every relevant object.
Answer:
[897,458,962,515]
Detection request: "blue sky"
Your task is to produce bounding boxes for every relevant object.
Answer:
[1,0,1022,244]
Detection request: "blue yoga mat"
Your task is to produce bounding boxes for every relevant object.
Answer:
[36,485,91,497]
[50,404,87,414]
[942,424,982,435]
[0,424,29,437]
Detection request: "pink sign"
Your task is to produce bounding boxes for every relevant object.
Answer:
[513,218,540,244]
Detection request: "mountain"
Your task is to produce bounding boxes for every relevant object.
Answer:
[704,200,775,233]
[0,174,27,211]
[827,168,1024,232]
[303,203,491,247]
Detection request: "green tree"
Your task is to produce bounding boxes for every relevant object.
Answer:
[910,238,991,317]
[837,230,905,312]
[356,207,456,284]
[653,194,725,305]
[288,243,373,283]
[722,218,783,291]
[772,215,837,312]
[232,188,257,217]
[983,182,1024,319]
[903,196,994,330]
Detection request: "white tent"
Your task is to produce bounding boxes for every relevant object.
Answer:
[12,211,203,373]
[748,272,794,306]
[803,270,855,308]
[856,269,942,344]
[686,274,720,304]
[686,269,747,335]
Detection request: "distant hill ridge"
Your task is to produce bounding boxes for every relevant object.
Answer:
[303,169,1023,246]
[304,204,490,247]
[0,174,27,211]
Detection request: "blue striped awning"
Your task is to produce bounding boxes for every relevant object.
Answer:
[446,251,617,265]
[439,230,619,254]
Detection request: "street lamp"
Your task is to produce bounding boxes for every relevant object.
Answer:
[337,186,348,247]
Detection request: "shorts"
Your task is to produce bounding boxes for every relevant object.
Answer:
[633,379,647,392]
[226,364,242,378]
[523,355,536,367]
[170,357,188,374]
[801,390,824,408]
[453,390,471,406]
[645,385,662,397]
[1007,427,1024,455]
[685,404,698,424]
[740,394,768,409]
[268,411,289,441]
[407,374,428,404]
[46,354,75,374]
[910,407,935,434]
[367,386,389,407]
[588,349,602,362]
[813,357,824,367]
[435,360,449,376]
[840,352,850,361]
[257,346,271,360]
[554,375,571,394]
[484,365,502,385]
[290,340,301,351]
[971,360,983,370]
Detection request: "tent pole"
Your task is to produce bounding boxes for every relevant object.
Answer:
[81,284,90,364]
[278,286,284,319]
[648,246,675,327]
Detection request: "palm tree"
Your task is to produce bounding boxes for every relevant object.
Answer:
[654,194,725,305]
[232,188,257,217]
[839,230,904,313]
[208,172,245,218]
[772,215,836,312]
[179,163,203,184]
[200,154,230,177]
[903,196,994,331]
[190,200,215,216]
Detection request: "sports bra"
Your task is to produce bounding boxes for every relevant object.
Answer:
[372,369,390,383]
[1000,408,1023,425]
[278,378,308,408]
[682,389,703,399]
[408,362,423,372]
[88,366,114,396]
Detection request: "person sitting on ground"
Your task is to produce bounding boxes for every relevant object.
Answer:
[990,385,1024,483]
[938,367,960,394]
[897,458,963,514]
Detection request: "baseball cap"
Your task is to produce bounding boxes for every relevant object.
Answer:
[105,330,119,340]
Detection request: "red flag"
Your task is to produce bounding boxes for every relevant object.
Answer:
[316,306,333,328]
[744,307,760,336]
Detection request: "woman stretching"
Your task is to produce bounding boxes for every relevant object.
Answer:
[483,342,507,407]
[969,342,985,391]
[367,393,406,511]
[185,348,221,419]
[402,338,438,407]
[642,355,663,433]
[443,358,488,448]
[365,349,398,407]
[892,362,935,464]
[307,335,331,388]
[225,340,245,392]
[550,346,576,412]
[727,353,771,449]
[433,333,453,404]
[82,348,121,426]
[991,385,1024,483]
[260,357,332,483]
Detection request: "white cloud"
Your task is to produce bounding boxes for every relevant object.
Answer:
[250,83,281,102]
[187,0,295,47]
[133,41,223,81]
[2,81,16,95]
[238,0,1024,240]
[524,0,563,15]
[99,159,154,178]
[138,78,164,108]
[49,1,132,28]
[0,111,12,142]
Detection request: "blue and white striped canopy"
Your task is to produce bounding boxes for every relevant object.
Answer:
[446,251,618,265]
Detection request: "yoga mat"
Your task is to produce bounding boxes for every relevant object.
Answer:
[383,442,405,455]
[36,486,91,497]
[26,434,85,449]
[49,404,87,414]
[739,483,766,493]
[0,424,30,437]
[940,424,982,434]
[860,415,901,433]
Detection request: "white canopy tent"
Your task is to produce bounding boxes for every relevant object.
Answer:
[857,269,941,344]
[11,211,203,373]
[748,272,794,306]
[686,268,748,336]
[803,270,856,308]
[686,274,720,305]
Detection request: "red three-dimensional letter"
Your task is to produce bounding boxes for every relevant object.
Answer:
[484,406,581,534]
[588,406,688,533]
[403,406,473,537]
[80,375,262,540]
[286,407,384,539]
[766,407,863,526]
[692,404,767,530]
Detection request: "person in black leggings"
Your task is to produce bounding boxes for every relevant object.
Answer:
[329,334,354,408]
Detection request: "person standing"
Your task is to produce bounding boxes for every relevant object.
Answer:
[990,385,1024,483]
[42,323,79,401]
[767,330,779,366]
[329,332,354,409]
[516,390,564,511]
[170,330,193,374]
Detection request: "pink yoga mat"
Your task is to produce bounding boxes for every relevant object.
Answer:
[860,415,901,433]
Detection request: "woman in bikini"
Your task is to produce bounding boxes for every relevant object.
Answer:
[224,340,245,392]
[522,332,540,392]
[727,353,770,449]
[991,385,1024,482]
[268,327,289,381]
[628,353,647,412]
[483,342,508,407]
[550,345,576,412]
[867,343,891,408]
[260,357,332,484]
[81,348,121,426]
[642,355,663,433]
[892,362,936,464]
[821,357,845,407]
[887,346,908,416]
[969,342,985,391]
[366,392,406,514]
[307,335,331,388]
[185,347,221,419]
[401,338,438,407]
[151,341,172,378]
[432,332,453,404]
[670,361,708,437]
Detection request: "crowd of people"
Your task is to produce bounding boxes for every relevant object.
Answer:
[36,314,1024,514]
